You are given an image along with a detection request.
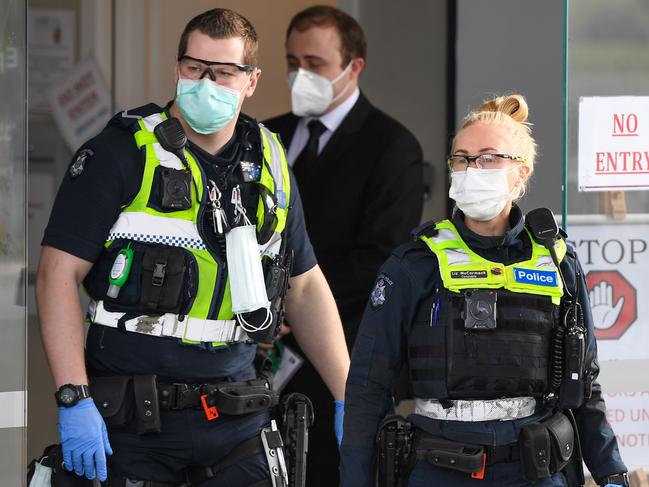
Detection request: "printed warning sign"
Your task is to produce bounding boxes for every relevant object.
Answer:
[579,96,649,191]
[602,391,649,469]
[565,221,648,360]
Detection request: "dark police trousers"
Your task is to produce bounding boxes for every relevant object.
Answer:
[407,460,568,487]
[108,408,271,486]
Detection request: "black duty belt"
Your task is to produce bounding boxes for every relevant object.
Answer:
[158,379,279,417]
[484,443,520,465]
[415,432,520,475]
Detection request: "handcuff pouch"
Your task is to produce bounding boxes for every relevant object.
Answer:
[519,422,551,482]
[133,374,162,435]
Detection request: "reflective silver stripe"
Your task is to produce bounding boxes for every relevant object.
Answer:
[444,247,472,265]
[414,397,537,422]
[433,228,457,244]
[89,300,248,343]
[0,391,26,428]
[107,212,206,249]
[259,124,284,193]
[431,228,472,265]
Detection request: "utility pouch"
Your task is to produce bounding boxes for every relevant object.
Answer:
[543,412,574,473]
[210,379,279,415]
[89,376,134,428]
[133,375,162,435]
[141,246,186,313]
[519,422,551,482]
[562,409,586,487]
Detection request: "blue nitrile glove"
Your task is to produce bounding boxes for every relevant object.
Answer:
[58,398,113,481]
[334,400,345,448]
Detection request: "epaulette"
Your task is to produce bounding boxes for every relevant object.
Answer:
[392,240,427,260]
[410,220,439,240]
[109,103,165,130]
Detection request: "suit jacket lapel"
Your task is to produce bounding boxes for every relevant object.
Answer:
[317,92,372,165]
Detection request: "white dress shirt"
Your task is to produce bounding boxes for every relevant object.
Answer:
[286,88,360,166]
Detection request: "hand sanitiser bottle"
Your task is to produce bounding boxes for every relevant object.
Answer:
[107,244,133,298]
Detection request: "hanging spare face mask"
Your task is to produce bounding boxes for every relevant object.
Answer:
[176,77,248,134]
[288,62,353,117]
[449,167,519,221]
[226,225,272,332]
[226,186,272,333]
[28,461,52,487]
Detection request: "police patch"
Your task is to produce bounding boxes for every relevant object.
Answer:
[513,267,558,287]
[240,160,261,182]
[370,274,394,310]
[69,148,94,178]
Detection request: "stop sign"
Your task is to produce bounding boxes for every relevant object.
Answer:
[585,270,637,340]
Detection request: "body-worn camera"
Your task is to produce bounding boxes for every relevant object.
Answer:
[160,168,192,210]
[463,289,497,330]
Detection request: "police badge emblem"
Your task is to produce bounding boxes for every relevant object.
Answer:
[69,148,94,178]
[370,274,393,310]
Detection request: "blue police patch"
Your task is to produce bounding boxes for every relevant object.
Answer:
[370,274,394,310]
[240,161,261,182]
[513,267,558,287]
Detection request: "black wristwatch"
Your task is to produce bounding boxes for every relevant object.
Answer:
[55,384,91,407]
[600,472,630,486]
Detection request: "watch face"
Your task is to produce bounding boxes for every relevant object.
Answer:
[58,386,77,405]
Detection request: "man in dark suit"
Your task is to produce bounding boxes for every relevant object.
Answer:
[264,6,423,485]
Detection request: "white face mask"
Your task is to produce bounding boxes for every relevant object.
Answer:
[449,167,519,221]
[29,461,52,487]
[288,62,353,117]
[226,224,272,332]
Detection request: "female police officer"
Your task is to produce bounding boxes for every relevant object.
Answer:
[339,94,628,487]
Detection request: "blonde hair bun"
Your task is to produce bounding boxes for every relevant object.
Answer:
[478,94,529,123]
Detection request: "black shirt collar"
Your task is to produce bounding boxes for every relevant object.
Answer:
[188,126,240,167]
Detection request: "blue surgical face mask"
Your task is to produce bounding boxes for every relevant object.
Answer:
[176,77,248,134]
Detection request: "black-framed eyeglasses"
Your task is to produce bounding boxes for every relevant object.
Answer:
[178,55,255,82]
[447,153,528,170]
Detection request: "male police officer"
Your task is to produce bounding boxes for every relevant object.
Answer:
[36,8,349,486]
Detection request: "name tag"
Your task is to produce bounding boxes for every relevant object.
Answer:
[513,268,558,287]
[450,270,488,279]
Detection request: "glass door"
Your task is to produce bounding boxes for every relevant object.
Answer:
[565,0,649,471]
[0,0,28,484]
